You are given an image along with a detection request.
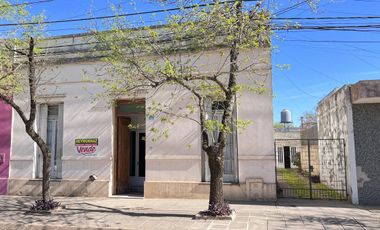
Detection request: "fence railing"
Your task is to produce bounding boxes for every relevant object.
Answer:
[274,138,348,200]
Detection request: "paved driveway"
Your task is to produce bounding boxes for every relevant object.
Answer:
[0,196,379,229]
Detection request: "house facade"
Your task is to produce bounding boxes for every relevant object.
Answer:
[274,128,301,169]
[6,33,275,200]
[317,80,380,205]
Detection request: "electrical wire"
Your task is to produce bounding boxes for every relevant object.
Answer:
[0,0,259,27]
[272,0,309,17]
[0,0,54,8]
[275,16,380,20]
[283,39,380,43]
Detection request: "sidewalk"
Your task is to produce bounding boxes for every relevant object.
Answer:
[0,196,379,229]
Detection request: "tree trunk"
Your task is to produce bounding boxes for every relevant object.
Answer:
[26,127,52,201]
[26,37,52,202]
[41,151,51,201]
[207,147,225,207]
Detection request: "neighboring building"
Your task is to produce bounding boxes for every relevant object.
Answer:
[317,80,380,205]
[274,128,301,169]
[0,100,12,195]
[7,33,275,200]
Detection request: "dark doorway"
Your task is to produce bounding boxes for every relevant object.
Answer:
[128,131,145,192]
[138,133,146,177]
[284,146,291,168]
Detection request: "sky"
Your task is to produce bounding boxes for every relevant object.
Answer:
[23,0,380,126]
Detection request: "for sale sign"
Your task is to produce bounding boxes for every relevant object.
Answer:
[75,138,98,156]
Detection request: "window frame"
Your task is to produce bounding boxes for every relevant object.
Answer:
[35,103,64,179]
[202,99,238,183]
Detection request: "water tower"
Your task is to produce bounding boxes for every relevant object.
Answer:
[280,109,293,131]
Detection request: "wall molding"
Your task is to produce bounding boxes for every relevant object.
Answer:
[10,157,34,161]
[238,155,275,160]
[61,156,112,161]
[146,154,200,160]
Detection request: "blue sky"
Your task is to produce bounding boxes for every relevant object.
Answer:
[271,0,380,125]
[26,0,380,126]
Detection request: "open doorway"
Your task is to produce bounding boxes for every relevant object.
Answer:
[284,146,291,169]
[114,101,146,195]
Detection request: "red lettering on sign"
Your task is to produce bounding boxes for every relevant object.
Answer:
[76,145,97,155]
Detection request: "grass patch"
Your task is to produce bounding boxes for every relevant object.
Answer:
[277,168,345,200]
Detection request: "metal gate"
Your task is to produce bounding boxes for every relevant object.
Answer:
[275,139,347,200]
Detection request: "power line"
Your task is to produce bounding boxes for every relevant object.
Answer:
[0,1,379,38]
[13,23,380,51]
[0,0,379,31]
[273,24,380,31]
[274,16,380,20]
[280,71,321,99]
[0,0,54,8]
[57,0,129,21]
[277,41,380,60]
[0,0,258,27]
[353,0,380,2]
[283,39,380,43]
[288,54,343,84]
[272,0,309,16]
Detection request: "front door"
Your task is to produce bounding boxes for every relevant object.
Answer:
[116,117,131,194]
[284,146,291,168]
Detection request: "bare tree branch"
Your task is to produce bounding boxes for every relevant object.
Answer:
[4,43,28,56]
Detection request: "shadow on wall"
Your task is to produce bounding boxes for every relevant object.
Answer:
[147,127,199,159]
[53,180,109,197]
[61,160,110,181]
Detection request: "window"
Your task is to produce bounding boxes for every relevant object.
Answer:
[203,100,238,183]
[36,104,64,179]
[277,147,283,163]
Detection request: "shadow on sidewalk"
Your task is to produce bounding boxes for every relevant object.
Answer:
[287,215,367,227]
[64,202,195,218]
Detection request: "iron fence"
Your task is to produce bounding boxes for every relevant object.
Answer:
[275,138,347,200]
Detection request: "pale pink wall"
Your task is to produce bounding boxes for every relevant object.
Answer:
[0,100,12,195]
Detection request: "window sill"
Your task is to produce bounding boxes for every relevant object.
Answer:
[201,182,240,185]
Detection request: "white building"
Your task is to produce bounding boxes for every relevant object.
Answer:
[7,33,275,200]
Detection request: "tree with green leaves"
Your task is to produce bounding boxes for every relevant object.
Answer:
[274,122,296,129]
[301,110,317,129]
[95,0,271,214]
[0,1,58,210]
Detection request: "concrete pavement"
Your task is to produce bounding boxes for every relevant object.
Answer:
[0,196,379,229]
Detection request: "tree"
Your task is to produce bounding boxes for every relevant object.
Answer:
[94,0,271,213]
[274,122,296,129]
[0,1,57,209]
[300,110,317,129]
